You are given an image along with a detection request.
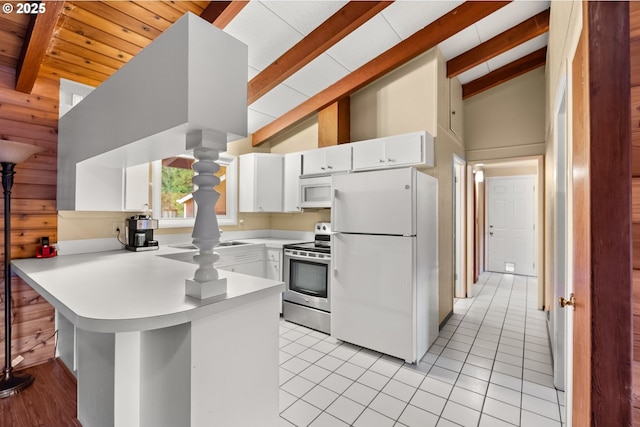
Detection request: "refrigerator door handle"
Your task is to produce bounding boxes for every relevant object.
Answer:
[331,188,338,230]
[331,234,338,275]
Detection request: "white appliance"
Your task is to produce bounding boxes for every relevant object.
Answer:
[299,176,333,208]
[283,222,332,333]
[331,167,438,363]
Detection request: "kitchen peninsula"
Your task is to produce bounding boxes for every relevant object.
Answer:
[12,246,283,427]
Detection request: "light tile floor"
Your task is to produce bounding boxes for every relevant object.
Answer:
[278,272,566,427]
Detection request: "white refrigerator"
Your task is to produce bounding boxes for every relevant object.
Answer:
[331,167,438,363]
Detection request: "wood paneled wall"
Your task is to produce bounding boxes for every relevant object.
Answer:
[631,2,640,423]
[0,65,57,370]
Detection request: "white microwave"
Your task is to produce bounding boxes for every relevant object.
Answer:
[299,176,332,208]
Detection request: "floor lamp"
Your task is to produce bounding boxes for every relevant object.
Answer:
[0,140,42,398]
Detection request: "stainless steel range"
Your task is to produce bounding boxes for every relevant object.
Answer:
[282,222,331,333]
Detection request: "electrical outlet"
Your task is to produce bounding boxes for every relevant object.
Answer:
[112,221,125,235]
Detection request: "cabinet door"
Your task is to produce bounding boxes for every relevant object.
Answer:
[352,139,385,170]
[234,260,266,277]
[124,163,150,211]
[283,153,302,212]
[266,261,280,281]
[384,133,423,167]
[324,144,351,173]
[255,155,283,212]
[450,78,463,139]
[239,154,283,212]
[301,150,326,176]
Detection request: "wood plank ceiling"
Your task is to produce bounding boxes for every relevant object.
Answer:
[0,0,551,146]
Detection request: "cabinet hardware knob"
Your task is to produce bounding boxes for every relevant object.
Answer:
[452,110,456,115]
[327,165,333,169]
[558,293,576,310]
[387,158,395,162]
[379,159,385,163]
[321,166,326,170]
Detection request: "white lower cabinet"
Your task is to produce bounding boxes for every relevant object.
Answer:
[221,260,265,276]
[265,248,283,314]
[217,245,265,277]
[266,261,280,280]
[216,246,283,314]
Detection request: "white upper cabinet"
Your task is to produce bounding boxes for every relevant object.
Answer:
[239,153,284,212]
[302,149,326,176]
[450,78,463,139]
[325,145,352,173]
[124,163,150,211]
[351,131,434,171]
[385,132,425,166]
[352,139,385,170]
[74,163,149,212]
[301,144,351,176]
[283,152,302,212]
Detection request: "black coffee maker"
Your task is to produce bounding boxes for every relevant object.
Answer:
[125,215,159,252]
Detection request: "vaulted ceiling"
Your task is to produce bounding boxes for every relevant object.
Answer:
[0,0,550,146]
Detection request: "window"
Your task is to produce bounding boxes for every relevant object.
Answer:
[151,153,237,227]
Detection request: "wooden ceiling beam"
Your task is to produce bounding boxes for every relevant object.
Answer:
[248,1,392,105]
[462,47,547,99]
[318,98,351,147]
[200,1,248,29]
[252,1,510,146]
[447,8,549,78]
[15,0,65,93]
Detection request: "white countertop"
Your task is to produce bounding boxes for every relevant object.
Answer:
[11,246,284,334]
[233,237,309,248]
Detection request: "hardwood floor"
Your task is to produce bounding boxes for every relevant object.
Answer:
[0,360,80,427]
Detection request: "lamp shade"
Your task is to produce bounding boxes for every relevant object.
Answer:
[0,140,42,164]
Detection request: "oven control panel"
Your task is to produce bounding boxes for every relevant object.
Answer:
[315,222,332,234]
[284,249,330,260]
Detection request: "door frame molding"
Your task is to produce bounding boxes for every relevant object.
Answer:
[453,154,466,297]
[571,2,632,425]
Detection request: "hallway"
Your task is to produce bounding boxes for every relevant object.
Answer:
[278,272,564,426]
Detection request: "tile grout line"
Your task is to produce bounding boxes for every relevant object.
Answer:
[278,272,561,427]
[437,272,511,426]
[282,327,404,426]
[389,272,492,425]
[475,272,519,427]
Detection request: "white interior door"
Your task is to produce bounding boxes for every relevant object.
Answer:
[486,176,536,276]
[555,73,569,393]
